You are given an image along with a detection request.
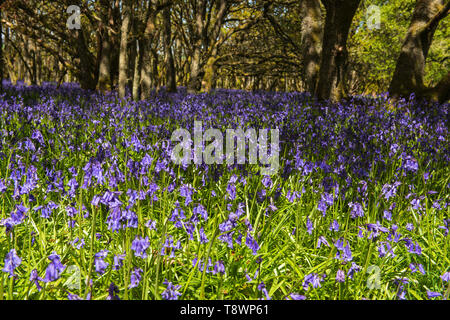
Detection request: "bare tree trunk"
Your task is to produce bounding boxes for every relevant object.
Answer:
[163,6,176,92]
[140,40,152,100]
[300,0,323,94]
[389,0,450,103]
[132,39,142,101]
[97,0,113,91]
[118,0,131,98]
[201,47,218,92]
[74,29,97,90]
[316,0,361,102]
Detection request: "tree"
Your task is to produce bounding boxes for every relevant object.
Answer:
[315,0,361,101]
[300,0,323,94]
[118,0,131,98]
[163,5,176,92]
[389,0,450,102]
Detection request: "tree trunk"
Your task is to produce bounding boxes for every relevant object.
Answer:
[74,29,97,90]
[316,0,361,101]
[163,6,177,92]
[300,0,323,94]
[187,45,203,93]
[201,46,219,92]
[389,0,450,103]
[140,40,152,100]
[132,39,142,101]
[97,0,113,91]
[118,0,131,98]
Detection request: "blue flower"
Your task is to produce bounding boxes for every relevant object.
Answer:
[306,218,313,235]
[245,233,259,255]
[161,280,182,300]
[107,282,120,300]
[257,281,271,300]
[441,271,450,282]
[3,249,21,278]
[289,293,306,300]
[336,269,346,283]
[44,252,66,282]
[113,253,126,270]
[29,269,43,291]
[427,291,442,299]
[131,236,150,259]
[94,250,109,275]
[129,268,143,289]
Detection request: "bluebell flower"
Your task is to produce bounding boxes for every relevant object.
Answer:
[258,281,271,300]
[213,261,225,275]
[3,249,21,278]
[347,262,361,280]
[107,282,120,300]
[199,227,209,244]
[245,233,259,255]
[131,236,150,259]
[44,252,66,282]
[306,218,313,235]
[29,269,43,291]
[227,183,236,200]
[317,236,329,248]
[329,220,339,232]
[113,253,126,270]
[128,268,143,289]
[349,202,364,219]
[440,271,450,282]
[94,250,109,275]
[427,291,442,299]
[161,280,182,300]
[302,273,323,290]
[289,293,306,300]
[336,269,346,283]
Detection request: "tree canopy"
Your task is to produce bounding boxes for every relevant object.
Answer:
[0,0,448,102]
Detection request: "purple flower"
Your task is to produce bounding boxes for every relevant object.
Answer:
[107,282,120,300]
[30,269,43,291]
[317,236,330,248]
[145,219,157,230]
[441,271,450,282]
[302,273,323,290]
[258,281,271,300]
[44,252,66,282]
[131,236,150,259]
[227,183,236,200]
[94,250,109,275]
[289,293,306,300]
[213,261,225,275]
[193,204,208,221]
[3,249,21,278]
[199,227,209,244]
[261,176,273,188]
[161,280,182,300]
[336,269,346,283]
[427,291,442,299]
[245,233,260,255]
[347,262,361,280]
[349,202,364,219]
[113,253,126,270]
[128,268,143,289]
[306,217,313,235]
[329,220,339,232]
